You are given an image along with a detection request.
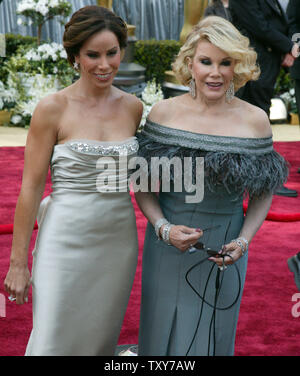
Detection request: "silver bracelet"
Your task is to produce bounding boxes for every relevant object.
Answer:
[154,218,169,239]
[239,237,249,253]
[162,223,174,245]
[162,223,170,244]
[231,237,249,256]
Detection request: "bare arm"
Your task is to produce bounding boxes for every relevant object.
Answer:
[209,193,273,268]
[4,95,59,304]
[240,106,274,242]
[239,193,273,243]
[210,108,274,267]
[134,191,165,227]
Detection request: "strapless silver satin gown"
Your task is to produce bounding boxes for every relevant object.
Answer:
[25,138,139,356]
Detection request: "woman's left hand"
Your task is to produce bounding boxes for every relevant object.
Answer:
[208,241,244,268]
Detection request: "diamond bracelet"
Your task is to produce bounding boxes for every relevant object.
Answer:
[231,237,249,256]
[162,223,174,245]
[154,218,174,245]
[154,218,169,239]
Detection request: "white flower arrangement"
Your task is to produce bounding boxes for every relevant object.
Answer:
[17,0,71,18]
[17,0,63,16]
[0,80,19,111]
[140,79,164,128]
[13,74,58,125]
[20,42,74,86]
[1,38,75,126]
[24,42,67,62]
[17,0,72,45]
[280,88,298,114]
[10,114,23,125]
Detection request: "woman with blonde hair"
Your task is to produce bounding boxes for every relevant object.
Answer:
[135,16,288,356]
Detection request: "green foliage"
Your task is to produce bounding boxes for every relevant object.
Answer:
[275,67,298,114]
[3,33,37,56]
[15,42,76,87]
[274,67,292,96]
[0,33,37,83]
[0,36,77,127]
[134,39,181,83]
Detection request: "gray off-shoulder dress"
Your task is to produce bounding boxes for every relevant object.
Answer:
[137,120,288,356]
[25,138,139,356]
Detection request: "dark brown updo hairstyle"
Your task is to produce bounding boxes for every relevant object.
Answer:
[63,5,128,67]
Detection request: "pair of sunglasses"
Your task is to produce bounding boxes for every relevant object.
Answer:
[189,225,221,256]
[189,242,220,256]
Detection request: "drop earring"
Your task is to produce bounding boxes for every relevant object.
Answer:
[189,78,196,99]
[226,80,235,103]
[73,61,79,70]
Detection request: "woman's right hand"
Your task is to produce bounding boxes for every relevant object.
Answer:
[161,225,203,252]
[4,264,31,305]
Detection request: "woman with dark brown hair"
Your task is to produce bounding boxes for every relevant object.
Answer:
[4,6,143,356]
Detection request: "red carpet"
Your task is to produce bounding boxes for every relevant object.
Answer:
[0,142,300,356]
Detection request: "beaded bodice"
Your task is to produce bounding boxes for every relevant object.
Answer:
[67,138,139,156]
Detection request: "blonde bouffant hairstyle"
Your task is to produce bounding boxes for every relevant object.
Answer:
[172,16,260,91]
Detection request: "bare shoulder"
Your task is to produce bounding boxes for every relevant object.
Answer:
[236,99,272,138]
[29,91,67,143]
[116,89,144,127]
[33,91,66,125]
[247,103,272,138]
[122,90,143,113]
[22,91,69,185]
[148,97,178,124]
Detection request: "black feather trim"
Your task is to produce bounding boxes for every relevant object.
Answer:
[136,134,289,199]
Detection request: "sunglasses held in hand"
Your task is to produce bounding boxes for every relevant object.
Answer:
[189,225,222,255]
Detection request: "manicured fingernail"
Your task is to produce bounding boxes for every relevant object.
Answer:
[196,228,202,232]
